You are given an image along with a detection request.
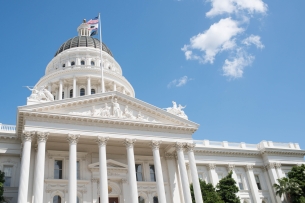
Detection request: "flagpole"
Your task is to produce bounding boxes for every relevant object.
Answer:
[99,13,105,93]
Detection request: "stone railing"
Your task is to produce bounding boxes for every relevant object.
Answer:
[193,139,301,150]
[0,123,16,133]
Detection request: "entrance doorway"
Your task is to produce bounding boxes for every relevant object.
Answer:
[99,197,119,203]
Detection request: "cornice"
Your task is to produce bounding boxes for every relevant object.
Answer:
[260,148,305,156]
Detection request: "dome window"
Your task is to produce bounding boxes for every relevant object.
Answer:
[71,61,75,66]
[91,61,95,66]
[91,89,96,94]
[69,89,73,98]
[80,88,85,96]
[81,60,85,65]
[62,64,65,68]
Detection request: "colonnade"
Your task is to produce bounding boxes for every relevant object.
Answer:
[48,77,127,100]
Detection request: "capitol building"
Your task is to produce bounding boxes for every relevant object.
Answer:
[0,20,304,203]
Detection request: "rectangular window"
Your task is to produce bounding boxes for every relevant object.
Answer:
[77,161,80,180]
[255,175,262,190]
[198,173,203,180]
[149,165,156,182]
[54,160,63,179]
[237,175,244,190]
[3,166,13,186]
[218,173,223,182]
[135,164,143,181]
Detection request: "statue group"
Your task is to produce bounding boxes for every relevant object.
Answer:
[26,86,54,102]
[164,101,188,120]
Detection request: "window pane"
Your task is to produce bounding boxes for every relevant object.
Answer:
[91,89,96,94]
[91,61,95,66]
[153,196,158,203]
[80,88,85,96]
[149,165,156,181]
[255,175,262,190]
[71,61,75,66]
[4,166,12,186]
[77,161,80,180]
[138,196,145,203]
[53,195,61,203]
[70,89,73,98]
[54,160,63,179]
[62,92,64,99]
[135,164,143,181]
[4,177,11,187]
[81,60,85,65]
[238,175,244,190]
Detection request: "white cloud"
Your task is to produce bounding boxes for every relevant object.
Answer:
[242,34,265,49]
[222,50,254,79]
[182,18,244,64]
[206,0,268,17]
[167,76,191,88]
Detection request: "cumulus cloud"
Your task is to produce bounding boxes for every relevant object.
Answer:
[182,18,244,64]
[167,76,191,88]
[206,0,268,17]
[223,49,254,79]
[242,34,265,49]
[181,0,267,79]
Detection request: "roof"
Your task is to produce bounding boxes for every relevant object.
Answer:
[54,36,113,57]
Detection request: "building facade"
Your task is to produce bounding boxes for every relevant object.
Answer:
[0,21,304,203]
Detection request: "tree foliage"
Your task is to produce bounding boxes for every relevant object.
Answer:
[288,164,305,196]
[273,177,303,203]
[216,171,240,203]
[190,179,224,203]
[0,170,5,202]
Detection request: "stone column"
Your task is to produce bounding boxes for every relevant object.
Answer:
[227,164,238,186]
[208,163,218,187]
[123,139,138,203]
[245,165,261,203]
[175,142,192,203]
[96,136,109,203]
[87,77,91,96]
[92,179,98,203]
[113,82,117,91]
[165,153,182,203]
[186,143,203,203]
[73,77,77,98]
[33,132,49,203]
[17,131,35,203]
[48,83,52,92]
[275,163,285,178]
[121,179,129,203]
[266,163,282,203]
[59,80,63,100]
[150,141,167,203]
[67,134,80,203]
[261,166,277,203]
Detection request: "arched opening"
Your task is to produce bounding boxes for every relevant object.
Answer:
[153,196,158,203]
[62,64,65,68]
[138,196,145,203]
[81,60,85,65]
[62,92,64,99]
[91,89,96,94]
[80,88,85,96]
[71,61,75,66]
[69,89,73,98]
[91,61,95,66]
[53,195,61,203]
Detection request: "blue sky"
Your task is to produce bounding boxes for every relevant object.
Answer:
[0,0,304,148]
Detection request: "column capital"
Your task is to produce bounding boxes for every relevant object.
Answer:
[96,136,109,146]
[92,178,99,183]
[185,143,196,152]
[67,134,80,145]
[245,164,254,171]
[275,162,281,169]
[265,162,276,170]
[120,178,128,184]
[149,140,162,150]
[22,131,35,142]
[36,132,49,143]
[260,166,267,172]
[123,138,136,148]
[208,163,216,170]
[174,142,185,152]
[164,152,176,160]
[227,164,235,171]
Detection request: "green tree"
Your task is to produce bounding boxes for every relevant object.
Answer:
[0,170,5,202]
[216,171,240,203]
[288,164,305,196]
[190,179,224,203]
[273,177,304,203]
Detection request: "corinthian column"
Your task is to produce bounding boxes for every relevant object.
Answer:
[67,134,80,203]
[96,136,109,203]
[175,142,192,203]
[245,165,260,203]
[18,131,35,203]
[186,143,203,203]
[150,141,166,203]
[33,132,49,203]
[123,139,138,203]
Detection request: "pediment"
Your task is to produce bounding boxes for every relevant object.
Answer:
[88,159,128,169]
[18,92,199,129]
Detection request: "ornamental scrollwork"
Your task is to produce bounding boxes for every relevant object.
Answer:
[245,164,254,171]
[174,142,185,152]
[208,163,216,170]
[227,164,235,171]
[36,132,49,143]
[96,136,109,146]
[123,138,136,148]
[67,134,80,145]
[22,131,35,142]
[185,143,196,152]
[149,140,162,150]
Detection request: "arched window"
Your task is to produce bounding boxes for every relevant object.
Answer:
[153,196,158,203]
[138,196,145,203]
[53,195,61,203]
[71,61,75,66]
[91,89,96,94]
[81,60,85,65]
[91,61,95,66]
[80,88,85,96]
[62,64,65,68]
[62,92,64,99]
[70,89,73,98]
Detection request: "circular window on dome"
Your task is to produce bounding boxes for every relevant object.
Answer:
[91,61,95,66]
[81,60,85,65]
[71,61,75,66]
